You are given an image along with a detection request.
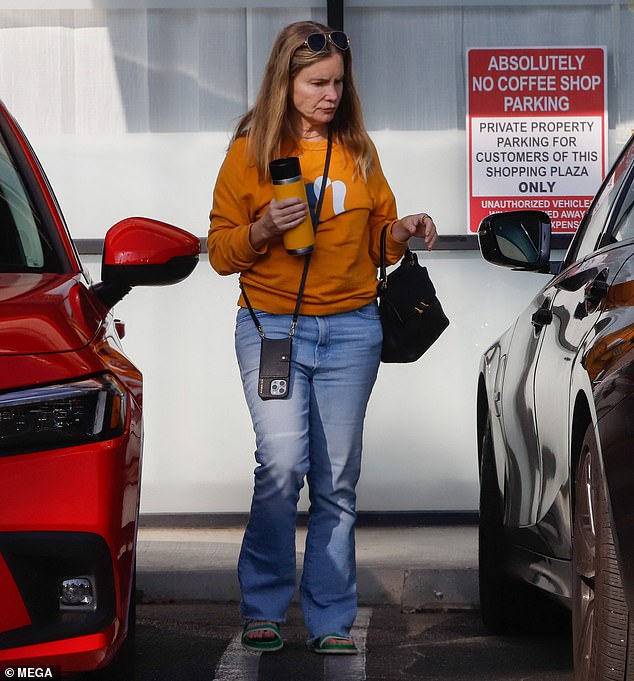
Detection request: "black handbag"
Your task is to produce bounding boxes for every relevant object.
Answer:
[377,225,449,363]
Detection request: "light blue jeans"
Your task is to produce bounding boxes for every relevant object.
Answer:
[234,302,382,641]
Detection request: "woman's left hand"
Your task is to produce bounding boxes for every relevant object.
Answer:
[391,213,438,251]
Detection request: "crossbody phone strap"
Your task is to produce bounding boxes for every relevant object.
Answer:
[242,129,333,338]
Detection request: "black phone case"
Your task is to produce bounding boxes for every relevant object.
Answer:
[258,337,291,400]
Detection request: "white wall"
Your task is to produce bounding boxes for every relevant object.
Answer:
[31,129,470,240]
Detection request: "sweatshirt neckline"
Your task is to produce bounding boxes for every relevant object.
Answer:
[297,137,330,151]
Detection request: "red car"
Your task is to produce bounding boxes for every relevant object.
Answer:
[0,101,199,674]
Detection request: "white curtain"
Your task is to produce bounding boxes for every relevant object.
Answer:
[0,7,325,135]
[0,4,632,136]
[348,4,632,130]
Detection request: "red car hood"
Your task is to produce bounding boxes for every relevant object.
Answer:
[0,273,104,356]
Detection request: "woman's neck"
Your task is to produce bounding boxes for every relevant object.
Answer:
[302,131,326,141]
[295,121,328,142]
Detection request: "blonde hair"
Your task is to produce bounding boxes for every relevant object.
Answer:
[232,21,374,182]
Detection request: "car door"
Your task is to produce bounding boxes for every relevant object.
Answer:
[531,142,634,558]
[498,290,552,529]
[495,139,634,537]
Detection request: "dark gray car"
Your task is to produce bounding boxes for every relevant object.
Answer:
[476,136,634,680]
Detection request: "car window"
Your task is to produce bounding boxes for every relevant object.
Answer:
[0,137,61,272]
[609,173,634,244]
[566,140,634,264]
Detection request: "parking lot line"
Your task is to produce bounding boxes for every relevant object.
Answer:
[324,607,372,681]
[213,634,261,681]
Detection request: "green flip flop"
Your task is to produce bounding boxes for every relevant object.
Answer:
[309,633,358,655]
[241,621,284,652]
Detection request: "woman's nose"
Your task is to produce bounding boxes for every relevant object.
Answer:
[325,85,339,101]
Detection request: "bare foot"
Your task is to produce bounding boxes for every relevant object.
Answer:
[321,636,355,647]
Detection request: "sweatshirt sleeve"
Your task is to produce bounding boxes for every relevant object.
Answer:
[207,139,268,275]
[366,146,408,267]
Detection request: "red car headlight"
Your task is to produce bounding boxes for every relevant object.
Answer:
[0,374,126,455]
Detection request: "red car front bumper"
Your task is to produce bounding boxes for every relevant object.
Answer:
[0,426,140,672]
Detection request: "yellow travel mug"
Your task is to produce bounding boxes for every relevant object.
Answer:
[269,157,314,255]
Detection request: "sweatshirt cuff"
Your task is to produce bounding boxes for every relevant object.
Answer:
[236,223,268,264]
[247,223,269,255]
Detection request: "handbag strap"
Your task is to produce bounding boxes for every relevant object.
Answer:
[378,225,389,291]
[242,130,333,338]
[378,224,416,293]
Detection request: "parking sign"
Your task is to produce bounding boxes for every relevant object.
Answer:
[467,47,607,233]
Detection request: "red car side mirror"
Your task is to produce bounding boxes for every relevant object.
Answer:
[94,217,201,308]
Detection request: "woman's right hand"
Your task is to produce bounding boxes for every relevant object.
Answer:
[249,198,309,250]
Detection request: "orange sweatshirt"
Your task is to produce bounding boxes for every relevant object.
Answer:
[208,136,407,315]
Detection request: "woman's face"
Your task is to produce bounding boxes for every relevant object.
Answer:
[290,52,344,135]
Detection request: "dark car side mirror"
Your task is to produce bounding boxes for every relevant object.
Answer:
[478,210,552,273]
[93,217,201,308]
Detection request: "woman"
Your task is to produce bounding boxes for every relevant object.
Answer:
[208,20,437,654]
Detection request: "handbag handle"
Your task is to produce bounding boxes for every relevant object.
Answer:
[378,225,389,290]
[378,225,416,291]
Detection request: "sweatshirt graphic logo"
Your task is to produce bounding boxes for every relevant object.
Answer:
[306,176,346,220]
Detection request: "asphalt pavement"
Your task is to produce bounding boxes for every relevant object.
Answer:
[136,520,479,610]
[94,602,573,681]
[124,521,574,680]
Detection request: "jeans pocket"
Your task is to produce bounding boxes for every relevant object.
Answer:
[354,301,381,321]
[236,307,275,328]
[236,307,253,327]
[237,308,294,340]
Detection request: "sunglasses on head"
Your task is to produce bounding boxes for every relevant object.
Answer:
[303,31,350,53]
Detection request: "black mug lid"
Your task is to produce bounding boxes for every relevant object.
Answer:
[269,156,301,182]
